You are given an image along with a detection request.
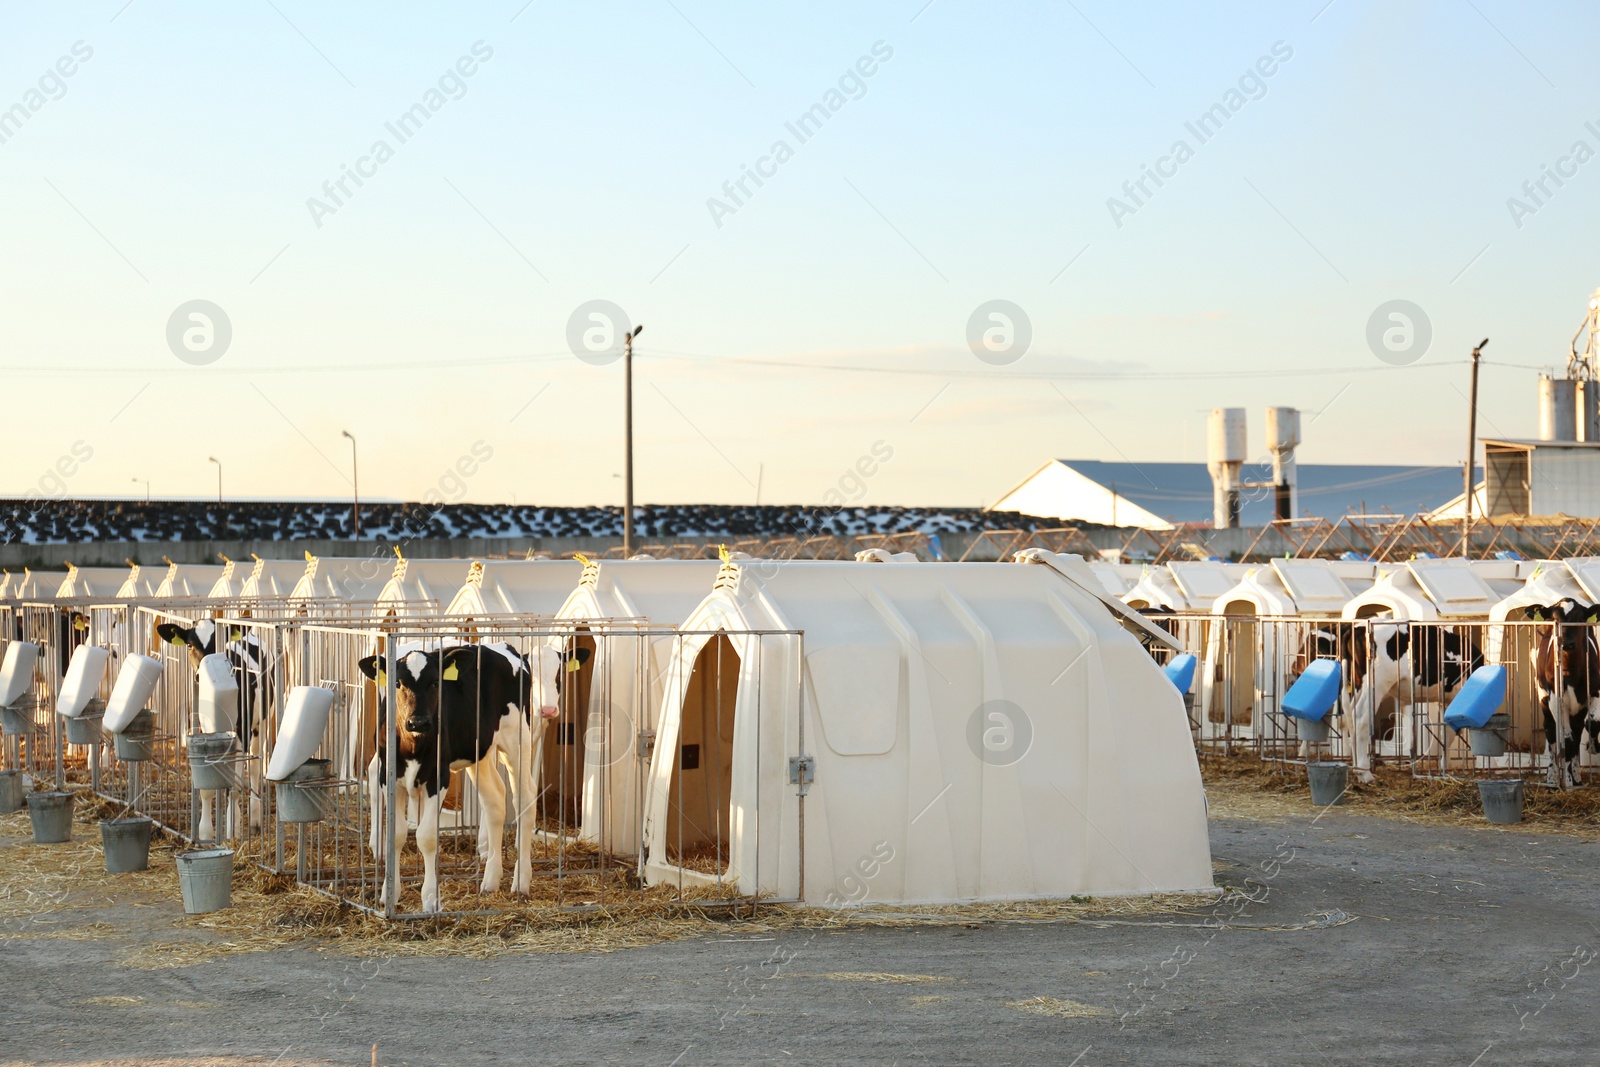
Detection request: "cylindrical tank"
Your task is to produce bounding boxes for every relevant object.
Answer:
[1265,407,1300,451]
[1207,408,1246,529]
[1577,380,1600,442]
[1540,375,1577,441]
[1207,408,1247,466]
[1265,407,1300,522]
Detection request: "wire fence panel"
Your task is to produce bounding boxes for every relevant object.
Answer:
[1146,612,1588,784]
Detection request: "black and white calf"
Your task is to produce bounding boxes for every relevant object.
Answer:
[1527,600,1600,790]
[1296,621,1482,782]
[357,642,589,913]
[156,619,276,837]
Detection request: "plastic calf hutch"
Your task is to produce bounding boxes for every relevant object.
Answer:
[551,558,722,857]
[640,557,1214,906]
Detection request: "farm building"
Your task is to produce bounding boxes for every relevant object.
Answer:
[988,459,1471,529]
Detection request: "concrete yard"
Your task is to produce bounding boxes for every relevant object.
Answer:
[4,795,1596,1067]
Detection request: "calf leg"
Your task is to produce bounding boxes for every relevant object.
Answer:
[499,718,537,898]
[1542,691,1576,790]
[469,758,507,895]
[1350,682,1376,784]
[197,789,216,845]
[366,753,382,859]
[380,784,412,911]
[417,789,443,913]
[468,760,506,864]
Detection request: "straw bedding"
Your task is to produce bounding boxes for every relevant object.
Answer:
[7,754,1594,964]
[1201,752,1600,838]
[3,799,1213,965]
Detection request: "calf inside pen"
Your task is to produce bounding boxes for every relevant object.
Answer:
[357,641,589,913]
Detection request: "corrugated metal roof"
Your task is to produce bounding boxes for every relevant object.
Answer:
[1056,460,1475,524]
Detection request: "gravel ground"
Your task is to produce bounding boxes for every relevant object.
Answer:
[3,808,1598,1066]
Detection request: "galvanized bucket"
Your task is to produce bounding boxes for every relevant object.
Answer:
[1306,761,1349,807]
[187,732,237,791]
[0,769,24,813]
[176,848,234,913]
[101,816,153,873]
[1295,716,1331,743]
[1479,779,1525,824]
[112,710,157,762]
[276,758,334,824]
[1468,713,1511,758]
[64,712,104,746]
[27,791,74,843]
[1,704,33,735]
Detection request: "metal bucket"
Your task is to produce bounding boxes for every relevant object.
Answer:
[176,848,234,913]
[1,704,32,735]
[0,769,24,813]
[26,791,74,843]
[64,712,104,746]
[1295,716,1331,743]
[113,710,157,762]
[1306,761,1349,807]
[1468,714,1510,758]
[276,759,333,824]
[1479,779,1525,825]
[187,733,237,791]
[101,816,153,873]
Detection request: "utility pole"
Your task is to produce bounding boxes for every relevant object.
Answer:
[622,324,644,557]
[1463,338,1488,557]
[342,430,360,541]
[208,456,222,504]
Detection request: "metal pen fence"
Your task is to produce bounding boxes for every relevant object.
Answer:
[10,596,804,918]
[1149,612,1591,783]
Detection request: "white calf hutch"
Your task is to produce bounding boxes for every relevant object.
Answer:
[442,559,584,617]
[639,557,1213,905]
[551,558,722,856]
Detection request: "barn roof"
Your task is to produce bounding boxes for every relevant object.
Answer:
[990,459,1475,526]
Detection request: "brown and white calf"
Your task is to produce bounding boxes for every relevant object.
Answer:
[1527,600,1600,790]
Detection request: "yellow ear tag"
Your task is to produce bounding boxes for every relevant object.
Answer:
[442,662,460,682]
[376,670,386,687]
[566,658,582,673]
[169,635,185,647]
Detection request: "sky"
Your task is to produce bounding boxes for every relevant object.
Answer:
[2,1,1598,508]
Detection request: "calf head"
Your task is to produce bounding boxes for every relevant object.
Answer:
[1533,600,1600,659]
[529,645,591,720]
[357,648,463,736]
[156,619,221,666]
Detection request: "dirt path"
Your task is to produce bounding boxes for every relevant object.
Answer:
[4,782,1598,1065]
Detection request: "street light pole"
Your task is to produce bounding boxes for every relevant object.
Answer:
[622,324,644,557]
[131,477,149,502]
[1463,338,1488,558]
[207,456,222,504]
[342,430,360,541]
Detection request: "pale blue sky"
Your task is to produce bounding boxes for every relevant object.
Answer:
[2,1,1596,507]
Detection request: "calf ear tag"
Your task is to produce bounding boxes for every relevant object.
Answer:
[567,658,581,673]
[376,670,386,688]
[443,662,460,682]
[169,635,185,648]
